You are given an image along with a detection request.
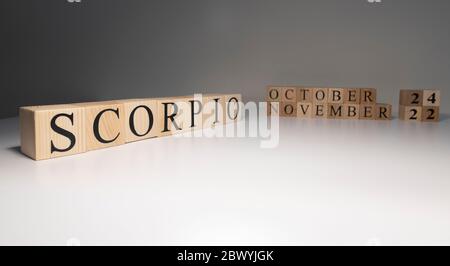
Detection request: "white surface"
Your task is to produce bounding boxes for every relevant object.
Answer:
[1,115,450,246]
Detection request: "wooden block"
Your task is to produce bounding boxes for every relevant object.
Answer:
[312,88,328,104]
[360,88,377,104]
[399,90,423,106]
[281,87,297,102]
[343,104,360,119]
[267,102,280,116]
[202,95,225,128]
[297,88,313,103]
[223,94,243,123]
[184,95,204,131]
[121,99,159,143]
[280,102,297,117]
[399,105,422,121]
[374,104,392,120]
[155,96,198,136]
[344,88,361,104]
[297,103,312,118]
[423,90,441,107]
[327,88,344,104]
[76,101,126,151]
[267,86,282,102]
[20,105,86,160]
[359,105,376,120]
[312,104,328,119]
[422,106,440,122]
[328,104,345,119]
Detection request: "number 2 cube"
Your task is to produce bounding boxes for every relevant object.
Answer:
[400,90,423,106]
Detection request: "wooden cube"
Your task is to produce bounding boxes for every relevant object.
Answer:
[184,95,204,131]
[422,106,440,122]
[360,105,376,120]
[297,103,312,118]
[312,88,328,104]
[344,88,361,104]
[328,88,344,104]
[223,94,243,123]
[343,104,360,119]
[328,104,345,119]
[20,105,86,160]
[312,104,328,119]
[399,90,423,106]
[202,95,225,128]
[361,88,377,104]
[399,106,422,121]
[297,88,313,103]
[267,102,280,116]
[121,99,159,143]
[267,86,282,102]
[76,101,126,151]
[281,87,297,102]
[423,90,441,107]
[374,104,392,120]
[281,102,297,117]
[155,97,195,136]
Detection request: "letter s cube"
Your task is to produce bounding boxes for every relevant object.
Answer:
[20,105,86,160]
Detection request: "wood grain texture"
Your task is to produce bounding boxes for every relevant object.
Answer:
[312,88,328,104]
[374,104,392,120]
[399,90,423,106]
[399,105,422,122]
[312,104,328,119]
[173,95,204,133]
[76,102,126,151]
[344,88,361,104]
[19,92,244,160]
[121,99,160,143]
[422,90,441,107]
[297,88,313,103]
[19,107,36,159]
[267,102,280,116]
[359,105,376,120]
[202,95,225,129]
[222,94,243,123]
[360,88,377,104]
[281,87,297,102]
[20,105,86,160]
[422,106,440,122]
[280,102,297,117]
[154,97,195,136]
[189,95,205,130]
[328,104,345,119]
[328,88,344,104]
[343,104,360,119]
[267,86,282,102]
[297,103,313,118]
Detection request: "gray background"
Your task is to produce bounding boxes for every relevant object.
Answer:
[1,0,449,119]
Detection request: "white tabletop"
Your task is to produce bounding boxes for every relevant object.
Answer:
[1,115,450,246]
